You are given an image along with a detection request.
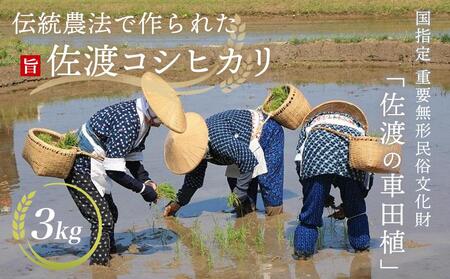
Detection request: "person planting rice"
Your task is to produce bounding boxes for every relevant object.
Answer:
[162,109,285,218]
[63,73,186,266]
[293,101,373,259]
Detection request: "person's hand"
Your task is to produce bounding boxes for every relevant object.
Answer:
[163,201,181,217]
[324,194,335,208]
[141,183,157,203]
[234,196,255,218]
[328,204,345,220]
[144,180,157,191]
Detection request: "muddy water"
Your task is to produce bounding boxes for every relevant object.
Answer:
[0,76,449,278]
[2,17,450,48]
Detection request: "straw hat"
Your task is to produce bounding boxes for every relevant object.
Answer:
[164,112,209,175]
[141,72,186,133]
[301,100,368,130]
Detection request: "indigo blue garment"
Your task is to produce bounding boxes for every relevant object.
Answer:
[65,157,117,265]
[225,118,284,207]
[65,98,153,265]
[257,118,284,207]
[206,109,257,173]
[75,98,152,192]
[88,99,149,157]
[294,223,318,257]
[295,112,366,182]
[176,110,285,208]
[294,174,370,255]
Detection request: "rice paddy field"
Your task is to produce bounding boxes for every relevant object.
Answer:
[0,1,450,278]
[0,74,448,278]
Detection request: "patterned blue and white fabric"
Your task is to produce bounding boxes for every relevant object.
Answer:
[181,110,256,191]
[65,97,151,265]
[87,97,151,171]
[255,118,284,207]
[294,174,370,255]
[75,97,151,196]
[177,110,285,206]
[295,112,366,182]
[206,109,257,172]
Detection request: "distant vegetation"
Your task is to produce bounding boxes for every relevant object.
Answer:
[0,0,449,19]
[288,34,450,45]
[0,37,50,66]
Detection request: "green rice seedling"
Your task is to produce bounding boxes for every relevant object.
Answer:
[276,219,284,242]
[232,224,250,260]
[264,86,289,112]
[316,227,324,250]
[216,221,249,257]
[38,131,79,149]
[207,253,214,270]
[127,224,138,243]
[190,220,201,248]
[288,38,301,45]
[233,224,249,243]
[37,133,55,145]
[288,232,294,247]
[214,224,228,251]
[227,192,241,208]
[174,238,181,260]
[376,35,389,41]
[190,221,208,256]
[288,37,308,45]
[56,132,79,149]
[343,221,349,249]
[213,221,253,259]
[333,36,363,43]
[156,183,177,201]
[350,36,363,43]
[439,34,450,43]
[401,36,415,43]
[255,225,265,253]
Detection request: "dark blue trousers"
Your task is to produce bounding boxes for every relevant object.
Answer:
[227,118,284,208]
[294,174,370,256]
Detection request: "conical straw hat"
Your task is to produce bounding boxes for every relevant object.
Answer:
[301,100,368,130]
[141,72,186,133]
[164,112,209,175]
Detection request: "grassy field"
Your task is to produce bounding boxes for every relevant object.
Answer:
[0,0,449,19]
[288,33,450,45]
[0,37,50,66]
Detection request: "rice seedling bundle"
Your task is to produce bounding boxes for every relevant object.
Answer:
[157,183,177,201]
[37,131,79,149]
[263,86,289,112]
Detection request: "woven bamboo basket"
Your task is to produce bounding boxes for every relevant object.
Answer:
[349,136,402,173]
[313,127,402,173]
[22,128,93,179]
[262,84,311,130]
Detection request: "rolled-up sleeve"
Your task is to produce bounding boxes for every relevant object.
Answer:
[104,123,138,171]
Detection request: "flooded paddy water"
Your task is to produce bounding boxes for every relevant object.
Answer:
[0,11,449,278]
[0,67,449,278]
[1,17,450,48]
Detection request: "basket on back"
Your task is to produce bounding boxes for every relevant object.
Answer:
[262,84,311,130]
[313,127,402,173]
[348,135,402,173]
[22,128,78,179]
